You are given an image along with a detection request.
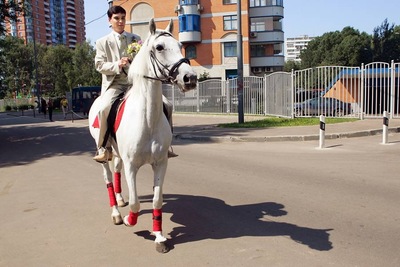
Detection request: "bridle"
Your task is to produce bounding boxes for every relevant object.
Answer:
[143,32,191,84]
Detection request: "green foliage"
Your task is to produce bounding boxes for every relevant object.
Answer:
[300,27,373,68]
[198,71,210,82]
[372,19,400,62]
[284,60,301,72]
[0,36,100,99]
[300,19,400,68]
[219,117,358,128]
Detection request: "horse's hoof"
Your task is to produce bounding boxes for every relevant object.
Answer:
[123,215,136,227]
[117,199,128,207]
[156,241,170,253]
[112,215,123,225]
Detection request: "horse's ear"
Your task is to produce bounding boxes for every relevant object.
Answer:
[149,18,156,35]
[166,19,173,34]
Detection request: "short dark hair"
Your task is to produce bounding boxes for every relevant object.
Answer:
[107,6,126,19]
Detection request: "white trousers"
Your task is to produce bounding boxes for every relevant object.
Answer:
[97,89,173,149]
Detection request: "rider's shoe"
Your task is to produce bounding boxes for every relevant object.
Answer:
[167,147,178,158]
[93,147,113,163]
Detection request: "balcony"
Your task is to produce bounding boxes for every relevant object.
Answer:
[248,31,284,43]
[250,55,285,67]
[249,5,283,18]
[179,31,201,43]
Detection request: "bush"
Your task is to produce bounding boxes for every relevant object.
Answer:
[18,104,30,110]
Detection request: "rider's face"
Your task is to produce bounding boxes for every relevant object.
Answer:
[109,13,126,34]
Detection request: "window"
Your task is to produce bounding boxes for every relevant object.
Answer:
[223,15,237,31]
[224,42,237,57]
[179,15,201,32]
[223,0,237,4]
[250,45,265,57]
[180,0,198,5]
[250,0,283,7]
[250,44,283,57]
[250,18,266,32]
[250,17,282,32]
[186,45,197,59]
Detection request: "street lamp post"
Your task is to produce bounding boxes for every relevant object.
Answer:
[108,0,113,8]
[237,0,244,123]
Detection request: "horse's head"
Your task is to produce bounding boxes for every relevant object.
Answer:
[135,19,197,92]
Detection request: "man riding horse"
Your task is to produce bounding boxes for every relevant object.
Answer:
[93,6,177,163]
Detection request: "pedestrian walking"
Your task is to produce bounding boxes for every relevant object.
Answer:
[48,98,54,121]
[60,96,68,119]
[40,97,47,118]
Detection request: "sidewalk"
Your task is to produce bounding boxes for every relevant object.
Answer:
[3,110,400,142]
[172,114,400,142]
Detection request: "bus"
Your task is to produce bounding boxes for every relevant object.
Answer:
[71,86,101,115]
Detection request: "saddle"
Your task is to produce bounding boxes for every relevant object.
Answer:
[92,93,169,146]
[91,93,126,147]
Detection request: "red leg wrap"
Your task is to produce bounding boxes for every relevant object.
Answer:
[106,183,117,207]
[114,172,122,193]
[128,211,138,226]
[153,209,162,232]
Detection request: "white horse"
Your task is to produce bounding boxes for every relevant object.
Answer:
[88,19,197,253]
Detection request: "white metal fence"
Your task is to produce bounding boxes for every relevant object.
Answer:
[2,62,399,119]
[162,61,400,119]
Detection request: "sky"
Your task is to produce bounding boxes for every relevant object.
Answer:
[84,0,400,45]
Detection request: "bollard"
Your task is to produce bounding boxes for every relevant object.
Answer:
[382,111,389,144]
[319,115,325,149]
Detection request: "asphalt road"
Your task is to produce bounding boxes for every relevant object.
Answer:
[1,113,400,266]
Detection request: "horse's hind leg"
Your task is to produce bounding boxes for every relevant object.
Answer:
[102,163,123,225]
[113,157,127,207]
[152,161,170,253]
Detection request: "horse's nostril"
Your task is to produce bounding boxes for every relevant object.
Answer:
[184,74,198,84]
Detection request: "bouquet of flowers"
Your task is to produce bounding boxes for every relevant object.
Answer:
[126,39,143,59]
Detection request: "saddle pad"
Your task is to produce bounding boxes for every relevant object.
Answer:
[91,99,127,133]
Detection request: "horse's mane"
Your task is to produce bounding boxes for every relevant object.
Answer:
[125,29,168,99]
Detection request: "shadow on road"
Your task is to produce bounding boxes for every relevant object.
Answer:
[0,122,94,168]
[135,194,333,251]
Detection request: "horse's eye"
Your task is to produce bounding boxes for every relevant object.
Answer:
[156,44,164,51]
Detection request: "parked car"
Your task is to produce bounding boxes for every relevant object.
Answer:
[294,97,352,117]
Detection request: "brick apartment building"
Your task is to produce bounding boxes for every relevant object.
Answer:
[5,0,86,48]
[114,0,284,79]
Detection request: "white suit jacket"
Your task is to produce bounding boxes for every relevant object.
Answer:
[95,31,141,94]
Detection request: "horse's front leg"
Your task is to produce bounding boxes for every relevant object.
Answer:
[102,163,123,225]
[113,156,127,207]
[152,160,169,253]
[122,164,140,227]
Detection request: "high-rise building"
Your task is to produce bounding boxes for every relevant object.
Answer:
[116,0,284,79]
[5,0,86,48]
[285,35,315,62]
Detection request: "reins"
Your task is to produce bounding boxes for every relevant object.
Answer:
[142,32,190,84]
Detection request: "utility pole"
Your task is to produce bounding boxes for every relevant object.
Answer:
[237,0,244,123]
[27,0,40,114]
[108,0,113,8]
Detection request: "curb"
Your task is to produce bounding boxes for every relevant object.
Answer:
[174,126,400,143]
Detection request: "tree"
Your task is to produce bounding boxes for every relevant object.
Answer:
[284,60,301,72]
[372,19,400,62]
[0,36,33,98]
[300,27,372,68]
[39,45,73,96]
[68,42,101,88]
